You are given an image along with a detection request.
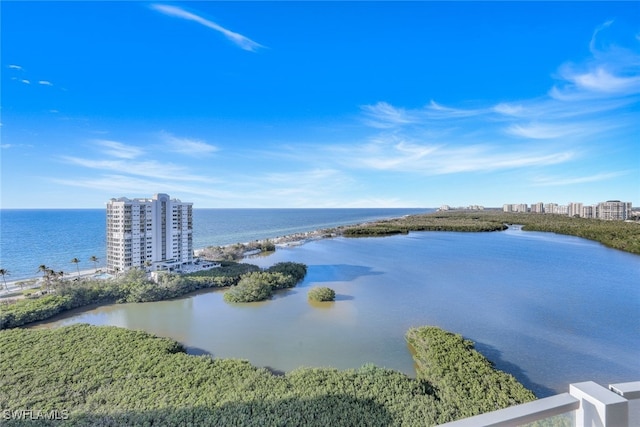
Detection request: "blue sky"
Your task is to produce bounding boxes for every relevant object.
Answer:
[2,1,639,209]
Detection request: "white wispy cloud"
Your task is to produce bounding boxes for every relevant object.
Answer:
[247,168,359,207]
[492,103,525,117]
[589,20,614,54]
[551,20,640,100]
[1,143,33,149]
[506,122,598,140]
[352,18,638,183]
[8,64,23,70]
[38,80,53,86]
[426,100,488,119]
[556,66,640,96]
[342,140,575,175]
[61,156,209,182]
[531,171,628,187]
[95,140,144,159]
[160,131,218,156]
[150,4,264,52]
[51,174,230,200]
[20,79,30,84]
[361,102,415,128]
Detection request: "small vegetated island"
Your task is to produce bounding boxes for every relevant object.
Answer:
[223,262,307,303]
[308,286,336,302]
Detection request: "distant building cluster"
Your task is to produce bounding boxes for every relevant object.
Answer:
[439,205,484,211]
[503,200,633,221]
[106,193,193,274]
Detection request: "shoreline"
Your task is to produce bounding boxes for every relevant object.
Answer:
[0,215,403,295]
[0,267,110,298]
[5,209,637,293]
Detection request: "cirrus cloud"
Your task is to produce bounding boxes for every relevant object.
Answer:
[150,4,264,52]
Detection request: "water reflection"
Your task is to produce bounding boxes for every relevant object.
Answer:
[305,264,383,283]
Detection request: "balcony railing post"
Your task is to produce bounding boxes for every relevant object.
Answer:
[610,382,640,427]
[570,381,628,427]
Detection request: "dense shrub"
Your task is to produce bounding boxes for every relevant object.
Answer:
[406,326,536,423]
[0,295,72,329]
[308,287,336,302]
[223,263,308,303]
[260,240,276,252]
[223,274,274,303]
[267,262,307,284]
[0,324,536,426]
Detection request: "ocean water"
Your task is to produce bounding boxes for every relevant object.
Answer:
[0,208,430,282]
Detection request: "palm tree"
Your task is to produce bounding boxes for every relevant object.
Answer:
[37,264,48,277]
[90,255,99,272]
[49,270,60,288]
[71,258,81,278]
[37,265,50,291]
[0,268,9,291]
[45,268,55,292]
[53,271,65,291]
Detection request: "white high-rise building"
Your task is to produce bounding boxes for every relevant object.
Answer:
[582,205,596,219]
[568,202,583,218]
[597,200,632,221]
[530,202,544,213]
[106,193,193,274]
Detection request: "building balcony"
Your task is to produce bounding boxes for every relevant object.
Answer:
[438,381,639,427]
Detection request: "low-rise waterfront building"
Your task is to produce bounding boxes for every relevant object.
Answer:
[106,193,193,274]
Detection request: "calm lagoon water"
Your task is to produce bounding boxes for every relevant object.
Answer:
[36,227,640,397]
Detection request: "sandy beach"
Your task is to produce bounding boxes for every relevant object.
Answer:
[0,267,108,298]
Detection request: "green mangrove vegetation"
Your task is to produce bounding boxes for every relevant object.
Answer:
[0,262,305,329]
[343,212,508,236]
[223,262,307,303]
[0,324,537,426]
[406,326,536,419]
[343,211,640,254]
[308,286,336,302]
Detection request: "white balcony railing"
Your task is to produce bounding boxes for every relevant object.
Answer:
[438,381,640,427]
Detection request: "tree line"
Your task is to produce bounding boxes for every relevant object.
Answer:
[343,211,640,255]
